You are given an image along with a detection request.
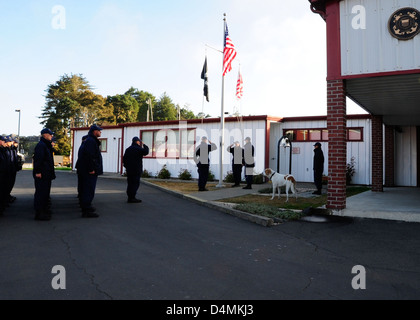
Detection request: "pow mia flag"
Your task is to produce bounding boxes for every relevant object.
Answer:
[201,56,209,102]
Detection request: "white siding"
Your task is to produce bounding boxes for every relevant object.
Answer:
[123,120,267,180]
[395,126,417,186]
[340,0,420,76]
[271,118,371,185]
[72,128,123,173]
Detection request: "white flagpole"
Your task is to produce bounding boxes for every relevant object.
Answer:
[217,14,227,188]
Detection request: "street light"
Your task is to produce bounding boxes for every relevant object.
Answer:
[15,109,21,151]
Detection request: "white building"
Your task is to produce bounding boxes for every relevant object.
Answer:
[71,114,417,186]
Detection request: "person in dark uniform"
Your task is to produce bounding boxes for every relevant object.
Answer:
[313,142,325,195]
[123,137,149,203]
[227,141,243,187]
[3,136,15,206]
[242,137,255,189]
[77,125,103,218]
[33,129,56,221]
[195,136,217,191]
[75,135,88,203]
[0,136,9,216]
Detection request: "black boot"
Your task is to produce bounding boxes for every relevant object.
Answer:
[82,207,99,218]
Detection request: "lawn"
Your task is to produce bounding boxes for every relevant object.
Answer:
[144,179,221,194]
[218,186,371,211]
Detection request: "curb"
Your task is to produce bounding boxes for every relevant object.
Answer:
[141,180,274,227]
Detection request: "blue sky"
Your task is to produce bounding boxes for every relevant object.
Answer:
[0,0,365,136]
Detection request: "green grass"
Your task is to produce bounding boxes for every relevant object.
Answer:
[234,203,304,221]
[220,186,371,211]
[55,167,72,171]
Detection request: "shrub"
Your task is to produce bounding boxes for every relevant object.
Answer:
[157,165,171,179]
[252,173,264,184]
[142,169,152,178]
[178,168,192,180]
[224,171,235,183]
[346,157,356,185]
[208,169,215,181]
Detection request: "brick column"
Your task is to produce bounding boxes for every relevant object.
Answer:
[372,115,384,192]
[384,125,395,187]
[327,79,347,210]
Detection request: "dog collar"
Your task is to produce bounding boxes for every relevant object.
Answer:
[269,172,276,180]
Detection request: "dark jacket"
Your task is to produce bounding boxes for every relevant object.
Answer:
[77,132,103,176]
[313,147,325,173]
[0,146,9,174]
[123,143,150,175]
[195,142,217,165]
[242,142,255,167]
[33,137,56,180]
[228,146,243,166]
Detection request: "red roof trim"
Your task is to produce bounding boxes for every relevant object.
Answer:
[282,114,371,122]
[70,115,283,131]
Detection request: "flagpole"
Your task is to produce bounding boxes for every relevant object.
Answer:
[217,14,227,188]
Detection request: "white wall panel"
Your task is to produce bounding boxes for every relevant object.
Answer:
[341,0,420,76]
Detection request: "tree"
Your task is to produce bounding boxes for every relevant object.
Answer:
[179,104,198,120]
[125,87,156,122]
[40,74,110,155]
[106,94,139,124]
[153,92,177,121]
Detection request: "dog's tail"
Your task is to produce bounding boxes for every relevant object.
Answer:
[288,176,297,197]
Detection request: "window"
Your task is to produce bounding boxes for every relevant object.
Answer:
[141,129,196,158]
[348,128,363,141]
[283,127,363,142]
[99,139,107,152]
[309,130,321,141]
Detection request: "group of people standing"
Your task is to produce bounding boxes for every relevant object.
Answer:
[32,125,149,221]
[194,136,255,191]
[0,135,24,216]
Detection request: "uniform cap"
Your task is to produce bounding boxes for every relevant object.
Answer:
[314,142,322,147]
[132,136,141,143]
[41,128,54,135]
[89,124,103,132]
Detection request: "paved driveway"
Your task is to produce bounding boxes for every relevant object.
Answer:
[0,170,419,301]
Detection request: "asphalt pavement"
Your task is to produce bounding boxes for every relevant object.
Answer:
[1,170,420,302]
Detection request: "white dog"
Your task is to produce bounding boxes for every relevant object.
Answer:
[263,168,298,202]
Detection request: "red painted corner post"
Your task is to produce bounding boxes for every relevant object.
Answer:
[327,79,347,210]
[372,115,384,192]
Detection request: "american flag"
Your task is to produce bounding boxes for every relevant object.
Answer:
[223,24,237,77]
[236,69,243,99]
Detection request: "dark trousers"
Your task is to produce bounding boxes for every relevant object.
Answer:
[197,164,209,190]
[34,178,52,212]
[8,170,17,197]
[77,173,82,198]
[0,173,8,211]
[80,174,98,209]
[314,170,323,191]
[245,166,253,187]
[127,173,141,199]
[232,164,242,185]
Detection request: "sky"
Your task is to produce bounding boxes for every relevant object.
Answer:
[0,0,366,137]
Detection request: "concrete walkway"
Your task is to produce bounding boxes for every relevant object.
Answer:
[341,187,420,223]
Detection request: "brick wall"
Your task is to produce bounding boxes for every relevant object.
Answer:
[327,79,347,210]
[384,125,395,187]
[372,115,384,192]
